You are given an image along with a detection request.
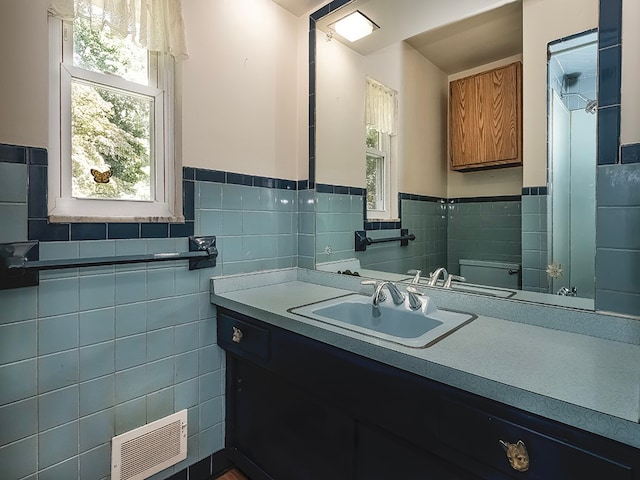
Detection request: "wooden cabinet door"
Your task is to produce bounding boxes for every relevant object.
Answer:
[450,62,522,170]
[450,74,480,170]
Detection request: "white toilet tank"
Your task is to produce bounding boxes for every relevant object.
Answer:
[459,259,521,289]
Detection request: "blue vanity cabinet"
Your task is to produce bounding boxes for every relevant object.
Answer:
[217,308,639,480]
[218,310,355,480]
[230,359,355,480]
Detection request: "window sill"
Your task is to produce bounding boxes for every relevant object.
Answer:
[366,217,401,223]
[49,215,185,224]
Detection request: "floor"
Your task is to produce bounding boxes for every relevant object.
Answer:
[214,468,249,480]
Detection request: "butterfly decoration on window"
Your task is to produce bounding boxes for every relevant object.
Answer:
[90,168,112,184]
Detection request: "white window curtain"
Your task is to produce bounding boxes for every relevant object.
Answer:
[48,0,189,60]
[365,78,398,135]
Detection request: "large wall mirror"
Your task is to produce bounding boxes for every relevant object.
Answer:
[310,0,600,310]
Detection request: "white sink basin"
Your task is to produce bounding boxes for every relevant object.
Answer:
[290,293,475,348]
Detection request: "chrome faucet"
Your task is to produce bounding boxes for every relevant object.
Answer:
[373,281,405,307]
[427,267,448,286]
[361,280,405,311]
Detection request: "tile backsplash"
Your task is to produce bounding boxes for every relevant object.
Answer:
[521,190,549,293]
[447,197,521,277]
[0,237,223,480]
[0,142,304,480]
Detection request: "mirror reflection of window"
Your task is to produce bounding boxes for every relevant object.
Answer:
[365,77,397,219]
[366,127,387,211]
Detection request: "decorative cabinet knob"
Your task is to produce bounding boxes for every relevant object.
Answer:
[499,439,529,472]
[232,326,243,343]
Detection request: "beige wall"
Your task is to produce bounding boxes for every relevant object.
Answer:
[398,43,448,198]
[315,29,368,187]
[180,0,300,178]
[621,0,640,145]
[0,0,49,149]
[315,38,525,200]
[0,0,302,180]
[316,34,449,196]
[522,0,598,187]
[315,0,601,194]
[2,0,632,184]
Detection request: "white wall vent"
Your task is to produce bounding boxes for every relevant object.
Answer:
[111,410,188,480]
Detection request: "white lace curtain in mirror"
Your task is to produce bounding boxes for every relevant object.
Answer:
[365,77,398,135]
[47,0,189,59]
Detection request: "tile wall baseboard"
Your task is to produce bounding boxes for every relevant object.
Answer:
[521,186,548,196]
[621,143,640,164]
[166,448,232,480]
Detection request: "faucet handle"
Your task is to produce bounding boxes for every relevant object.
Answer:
[406,285,423,310]
[407,269,422,283]
[406,285,424,295]
[444,274,466,289]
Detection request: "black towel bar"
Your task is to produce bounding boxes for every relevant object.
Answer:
[355,229,415,252]
[0,235,217,290]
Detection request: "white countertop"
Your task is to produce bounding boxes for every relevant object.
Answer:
[211,270,640,449]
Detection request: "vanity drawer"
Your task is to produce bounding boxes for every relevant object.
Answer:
[440,400,633,479]
[218,310,270,362]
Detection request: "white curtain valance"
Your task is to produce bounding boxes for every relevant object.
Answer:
[365,78,398,136]
[48,0,189,60]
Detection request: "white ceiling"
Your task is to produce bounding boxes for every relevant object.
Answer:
[272,0,327,17]
[277,0,596,80]
[549,31,598,79]
[282,0,524,75]
[405,1,522,74]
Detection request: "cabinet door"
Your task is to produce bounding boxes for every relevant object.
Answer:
[450,75,480,169]
[356,423,480,480]
[440,400,634,480]
[476,63,520,165]
[230,359,354,480]
[450,62,521,170]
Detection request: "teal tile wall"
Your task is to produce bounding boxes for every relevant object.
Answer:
[315,191,363,265]
[521,195,550,293]
[359,199,447,275]
[195,180,299,274]
[447,201,522,276]
[0,151,306,479]
[313,193,518,278]
[298,189,316,270]
[593,0,640,315]
[596,163,640,315]
[0,238,223,480]
[0,162,28,243]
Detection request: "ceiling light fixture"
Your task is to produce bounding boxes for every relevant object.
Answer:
[330,10,379,43]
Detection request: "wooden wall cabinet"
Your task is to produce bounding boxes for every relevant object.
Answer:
[449,62,522,171]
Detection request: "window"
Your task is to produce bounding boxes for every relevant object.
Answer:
[48,2,186,222]
[366,127,389,212]
[365,78,397,220]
